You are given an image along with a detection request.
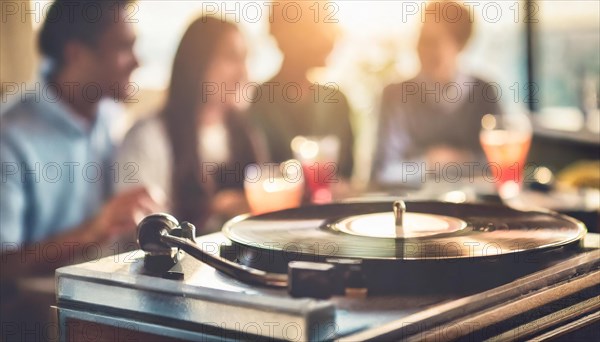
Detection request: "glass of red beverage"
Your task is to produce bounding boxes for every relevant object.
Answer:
[480,113,532,199]
[290,135,340,204]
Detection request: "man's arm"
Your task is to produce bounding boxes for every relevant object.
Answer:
[1,218,107,279]
[1,185,161,280]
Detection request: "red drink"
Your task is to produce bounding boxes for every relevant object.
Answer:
[301,162,337,203]
[480,130,532,197]
[291,135,340,204]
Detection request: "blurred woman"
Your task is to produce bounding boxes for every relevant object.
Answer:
[117,17,264,232]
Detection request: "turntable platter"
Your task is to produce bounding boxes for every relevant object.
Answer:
[223,201,586,260]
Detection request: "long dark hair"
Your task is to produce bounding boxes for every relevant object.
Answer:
[162,16,255,228]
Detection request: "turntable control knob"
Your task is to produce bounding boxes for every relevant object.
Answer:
[393,200,406,237]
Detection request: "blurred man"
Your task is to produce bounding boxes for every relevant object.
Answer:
[1,0,160,283]
[247,1,355,180]
[372,0,502,186]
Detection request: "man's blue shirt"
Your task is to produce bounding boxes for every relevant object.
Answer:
[1,87,115,245]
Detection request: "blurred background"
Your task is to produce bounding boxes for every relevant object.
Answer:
[2,0,598,182]
[1,1,599,226]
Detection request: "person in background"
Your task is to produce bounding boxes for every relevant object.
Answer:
[0,0,160,278]
[0,0,161,339]
[372,0,502,186]
[117,17,264,232]
[247,1,355,180]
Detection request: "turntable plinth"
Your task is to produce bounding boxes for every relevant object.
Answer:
[53,201,598,341]
[53,233,599,341]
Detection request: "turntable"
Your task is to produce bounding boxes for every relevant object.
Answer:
[54,201,599,341]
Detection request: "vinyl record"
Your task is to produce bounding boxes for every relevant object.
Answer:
[223,201,586,260]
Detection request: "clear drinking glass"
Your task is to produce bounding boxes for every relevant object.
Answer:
[244,160,304,215]
[480,113,533,199]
